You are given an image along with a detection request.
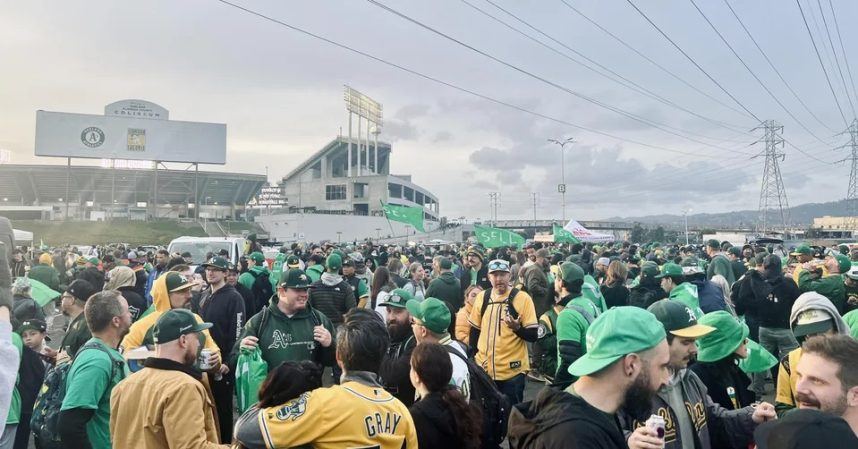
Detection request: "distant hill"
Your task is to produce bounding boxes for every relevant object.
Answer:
[610,199,852,228]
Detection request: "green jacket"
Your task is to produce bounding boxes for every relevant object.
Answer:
[554,295,599,386]
[238,266,269,292]
[29,264,61,292]
[425,272,464,309]
[798,271,846,314]
[230,302,336,371]
[305,264,324,283]
[582,275,608,313]
[669,282,704,319]
[707,254,735,285]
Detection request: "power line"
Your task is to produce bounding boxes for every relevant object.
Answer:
[557,0,754,125]
[624,0,761,122]
[795,0,849,126]
[688,0,831,145]
[364,0,756,156]
[826,0,858,113]
[211,0,729,159]
[469,0,751,142]
[721,0,834,133]
[814,0,856,117]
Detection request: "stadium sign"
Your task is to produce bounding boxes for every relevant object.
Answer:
[35,100,226,164]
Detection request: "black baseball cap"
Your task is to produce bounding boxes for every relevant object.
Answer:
[19,319,51,341]
[754,408,858,449]
[647,300,715,338]
[66,279,96,302]
[153,309,212,344]
[279,268,312,289]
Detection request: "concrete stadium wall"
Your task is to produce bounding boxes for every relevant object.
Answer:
[256,213,440,243]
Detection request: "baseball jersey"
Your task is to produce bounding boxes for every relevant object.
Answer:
[256,380,417,449]
[469,288,538,381]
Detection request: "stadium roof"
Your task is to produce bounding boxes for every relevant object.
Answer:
[0,164,265,206]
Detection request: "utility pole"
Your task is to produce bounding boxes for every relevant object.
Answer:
[682,208,692,245]
[531,192,538,222]
[488,192,499,226]
[548,137,575,222]
[834,119,858,230]
[752,120,790,235]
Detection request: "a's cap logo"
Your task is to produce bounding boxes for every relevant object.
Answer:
[81,127,105,148]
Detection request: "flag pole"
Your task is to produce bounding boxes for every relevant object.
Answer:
[380,200,397,244]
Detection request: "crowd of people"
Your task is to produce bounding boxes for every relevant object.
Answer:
[1,220,858,448]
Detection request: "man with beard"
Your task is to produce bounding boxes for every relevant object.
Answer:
[57,280,96,359]
[57,291,131,449]
[144,249,170,303]
[198,257,245,444]
[110,309,227,448]
[460,246,491,293]
[792,335,858,435]
[508,307,670,449]
[378,288,418,406]
[622,302,775,449]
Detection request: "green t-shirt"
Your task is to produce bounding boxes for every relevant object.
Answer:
[555,295,598,350]
[6,333,22,425]
[60,337,128,449]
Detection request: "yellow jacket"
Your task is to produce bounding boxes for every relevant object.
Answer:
[775,348,802,416]
[110,359,228,449]
[455,302,473,345]
[120,274,220,354]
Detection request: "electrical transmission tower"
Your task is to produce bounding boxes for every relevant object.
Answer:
[752,120,790,234]
[835,119,858,226]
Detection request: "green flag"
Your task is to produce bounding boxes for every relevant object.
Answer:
[23,278,61,307]
[474,225,525,248]
[553,224,581,244]
[382,202,425,232]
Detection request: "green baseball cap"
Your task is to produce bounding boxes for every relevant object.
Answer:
[792,307,836,337]
[249,252,265,264]
[706,239,720,249]
[378,288,412,309]
[647,300,715,338]
[834,254,851,274]
[654,263,683,279]
[280,268,312,289]
[640,261,659,279]
[406,298,451,334]
[286,255,300,268]
[695,311,749,362]
[568,306,667,377]
[164,272,194,292]
[87,257,100,265]
[153,309,212,344]
[790,244,812,256]
[326,253,342,272]
[558,262,585,283]
[202,256,230,271]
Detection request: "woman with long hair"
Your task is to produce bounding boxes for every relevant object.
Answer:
[403,262,427,301]
[409,343,481,449]
[455,285,482,344]
[600,260,629,309]
[370,266,396,310]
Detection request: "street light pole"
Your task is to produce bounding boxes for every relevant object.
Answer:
[682,208,693,245]
[548,137,575,222]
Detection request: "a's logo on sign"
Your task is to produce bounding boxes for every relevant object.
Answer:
[81,127,105,148]
[127,128,146,152]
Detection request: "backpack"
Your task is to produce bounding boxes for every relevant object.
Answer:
[480,288,521,320]
[30,342,125,449]
[445,344,511,448]
[250,271,274,311]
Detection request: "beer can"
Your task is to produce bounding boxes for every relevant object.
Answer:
[645,414,665,439]
[198,348,214,370]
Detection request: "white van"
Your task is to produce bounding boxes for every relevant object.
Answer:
[167,236,247,268]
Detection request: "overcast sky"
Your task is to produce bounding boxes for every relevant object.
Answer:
[3,0,858,222]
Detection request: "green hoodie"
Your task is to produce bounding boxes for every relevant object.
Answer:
[305,264,324,283]
[238,265,269,292]
[669,282,704,319]
[230,301,337,371]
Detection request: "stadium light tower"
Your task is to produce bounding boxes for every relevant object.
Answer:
[344,86,383,178]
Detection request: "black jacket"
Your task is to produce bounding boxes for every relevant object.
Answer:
[508,386,626,449]
[689,358,756,449]
[409,392,468,449]
[198,284,246,366]
[600,283,629,309]
[733,270,799,329]
[234,282,259,317]
[426,272,464,310]
[459,264,491,294]
[133,268,148,298]
[628,283,667,309]
[76,267,105,291]
[379,334,417,407]
[117,286,147,323]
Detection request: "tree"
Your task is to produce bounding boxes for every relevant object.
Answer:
[630,223,646,243]
[646,226,666,243]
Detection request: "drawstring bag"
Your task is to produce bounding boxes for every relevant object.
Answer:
[235,347,268,412]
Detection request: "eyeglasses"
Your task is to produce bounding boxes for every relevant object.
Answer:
[410,318,425,327]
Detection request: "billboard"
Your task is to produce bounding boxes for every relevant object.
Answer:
[34,109,226,164]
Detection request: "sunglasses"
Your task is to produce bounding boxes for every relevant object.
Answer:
[487,261,509,271]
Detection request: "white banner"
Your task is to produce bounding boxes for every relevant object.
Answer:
[35,110,226,164]
[563,219,615,242]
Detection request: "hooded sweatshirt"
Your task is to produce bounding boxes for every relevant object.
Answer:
[425,271,464,310]
[508,386,626,449]
[106,266,147,323]
[120,274,220,354]
[775,292,850,416]
[308,272,355,327]
[669,282,704,319]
